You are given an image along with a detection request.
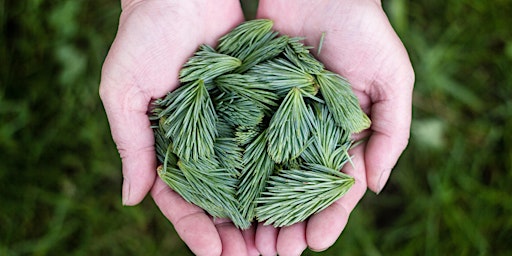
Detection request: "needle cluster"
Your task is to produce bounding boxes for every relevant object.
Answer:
[151,19,370,229]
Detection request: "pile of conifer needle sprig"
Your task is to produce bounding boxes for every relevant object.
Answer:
[151,19,370,229]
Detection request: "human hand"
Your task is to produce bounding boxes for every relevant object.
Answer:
[255,0,414,254]
[99,1,259,255]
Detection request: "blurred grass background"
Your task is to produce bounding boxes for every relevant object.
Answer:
[1,0,511,255]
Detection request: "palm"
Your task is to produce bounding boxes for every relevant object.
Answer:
[100,1,257,255]
[255,0,414,254]
[102,1,245,100]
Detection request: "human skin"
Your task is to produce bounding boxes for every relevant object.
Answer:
[254,0,414,255]
[99,0,414,255]
[100,1,259,255]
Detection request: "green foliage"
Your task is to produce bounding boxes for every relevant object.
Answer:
[217,19,274,60]
[266,87,314,163]
[237,129,275,221]
[155,80,218,161]
[284,37,325,74]
[216,95,264,127]
[152,19,365,229]
[179,45,241,83]
[256,163,354,227]
[178,158,248,227]
[249,58,319,97]
[316,70,371,133]
[235,125,263,146]
[215,73,278,110]
[302,103,352,171]
[214,137,243,175]
[234,34,289,73]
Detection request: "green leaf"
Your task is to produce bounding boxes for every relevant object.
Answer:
[249,58,318,98]
[235,34,289,73]
[217,19,274,60]
[214,137,243,176]
[284,37,324,74]
[283,155,305,170]
[215,93,265,127]
[316,70,371,133]
[161,80,218,161]
[216,116,235,138]
[215,74,278,111]
[255,163,355,227]
[179,45,242,83]
[301,103,352,171]
[157,146,224,217]
[237,129,275,222]
[153,117,178,165]
[235,125,262,146]
[177,158,251,229]
[267,87,314,163]
[158,166,225,215]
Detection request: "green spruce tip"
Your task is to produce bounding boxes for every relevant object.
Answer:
[237,129,275,222]
[234,34,289,73]
[248,58,318,98]
[155,143,229,218]
[215,94,265,128]
[177,158,251,229]
[267,87,315,163]
[214,137,243,177]
[284,37,325,74]
[161,80,218,162]
[157,164,229,218]
[155,101,249,228]
[301,103,353,171]
[217,19,274,60]
[255,163,355,227]
[153,117,176,164]
[235,125,263,146]
[316,70,371,133]
[179,45,242,83]
[157,164,250,229]
[215,73,278,112]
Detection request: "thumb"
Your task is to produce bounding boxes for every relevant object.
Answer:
[100,78,156,206]
[365,64,414,194]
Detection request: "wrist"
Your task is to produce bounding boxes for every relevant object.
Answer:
[121,0,142,10]
[121,0,242,10]
[259,0,382,7]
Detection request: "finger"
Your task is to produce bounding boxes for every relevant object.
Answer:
[241,224,261,256]
[99,81,156,206]
[213,218,248,256]
[365,64,414,193]
[276,222,307,256]
[151,178,222,256]
[255,223,279,256]
[306,144,367,251]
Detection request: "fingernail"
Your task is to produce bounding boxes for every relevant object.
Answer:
[122,178,130,205]
[377,168,391,194]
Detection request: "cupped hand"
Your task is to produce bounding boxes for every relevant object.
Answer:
[99,1,258,255]
[256,0,414,254]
